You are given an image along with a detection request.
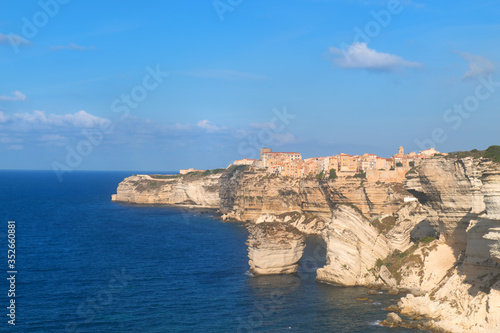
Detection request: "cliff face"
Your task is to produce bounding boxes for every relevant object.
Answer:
[395,158,500,332]
[315,205,391,286]
[484,166,500,264]
[112,173,221,207]
[217,167,419,286]
[404,158,487,250]
[246,222,305,275]
[219,168,410,222]
[112,157,500,332]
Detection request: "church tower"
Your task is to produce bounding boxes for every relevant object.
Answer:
[399,146,404,155]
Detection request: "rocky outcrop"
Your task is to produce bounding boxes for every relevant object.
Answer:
[246,222,305,275]
[220,170,410,222]
[112,155,500,332]
[404,158,486,250]
[482,164,500,219]
[112,173,222,207]
[483,164,500,264]
[395,158,500,332]
[380,312,403,327]
[316,205,391,286]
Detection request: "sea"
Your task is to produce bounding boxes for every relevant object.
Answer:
[0,170,417,332]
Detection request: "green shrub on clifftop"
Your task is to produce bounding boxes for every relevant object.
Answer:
[226,165,247,178]
[447,145,500,162]
[353,170,366,179]
[484,145,500,162]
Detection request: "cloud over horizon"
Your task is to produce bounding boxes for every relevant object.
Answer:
[196,119,222,133]
[0,108,299,157]
[457,51,495,80]
[0,90,27,102]
[0,33,31,47]
[0,110,109,128]
[328,42,421,72]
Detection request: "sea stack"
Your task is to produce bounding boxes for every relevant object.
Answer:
[246,222,305,275]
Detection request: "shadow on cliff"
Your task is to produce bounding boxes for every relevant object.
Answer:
[466,217,500,296]
[447,212,500,296]
[298,235,327,279]
[410,219,440,243]
[448,211,478,260]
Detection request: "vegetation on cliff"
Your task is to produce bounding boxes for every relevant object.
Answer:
[148,168,225,180]
[447,145,500,162]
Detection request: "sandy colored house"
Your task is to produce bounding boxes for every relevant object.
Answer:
[339,153,357,172]
[282,159,304,178]
[358,153,377,171]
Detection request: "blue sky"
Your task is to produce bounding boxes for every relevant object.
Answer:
[1,0,499,172]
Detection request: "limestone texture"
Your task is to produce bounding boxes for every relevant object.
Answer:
[246,222,305,275]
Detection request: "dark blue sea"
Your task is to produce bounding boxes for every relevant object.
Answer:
[0,171,415,332]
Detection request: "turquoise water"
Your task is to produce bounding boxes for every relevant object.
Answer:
[0,170,415,332]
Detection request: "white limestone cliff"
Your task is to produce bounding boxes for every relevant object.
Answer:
[246,222,305,275]
[395,159,500,332]
[112,173,221,207]
[316,205,390,286]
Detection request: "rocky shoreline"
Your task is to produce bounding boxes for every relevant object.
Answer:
[112,157,500,332]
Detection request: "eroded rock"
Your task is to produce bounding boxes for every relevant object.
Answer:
[246,222,305,275]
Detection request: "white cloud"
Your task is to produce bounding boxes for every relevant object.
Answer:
[328,42,421,71]
[197,120,221,133]
[37,134,68,146]
[173,123,192,131]
[0,111,8,123]
[249,122,278,130]
[0,136,22,144]
[10,110,109,128]
[8,144,23,150]
[457,51,495,80]
[50,43,96,51]
[0,90,27,102]
[0,33,31,47]
[273,133,296,145]
[38,134,67,142]
[0,110,110,131]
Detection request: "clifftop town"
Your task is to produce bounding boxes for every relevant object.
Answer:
[231,146,445,182]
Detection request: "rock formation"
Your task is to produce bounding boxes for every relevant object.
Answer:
[112,172,221,207]
[112,156,500,332]
[395,158,500,332]
[316,205,391,286]
[246,222,305,275]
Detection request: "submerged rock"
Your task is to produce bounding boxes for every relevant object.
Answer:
[355,297,369,301]
[385,305,399,312]
[388,288,399,295]
[381,312,403,327]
